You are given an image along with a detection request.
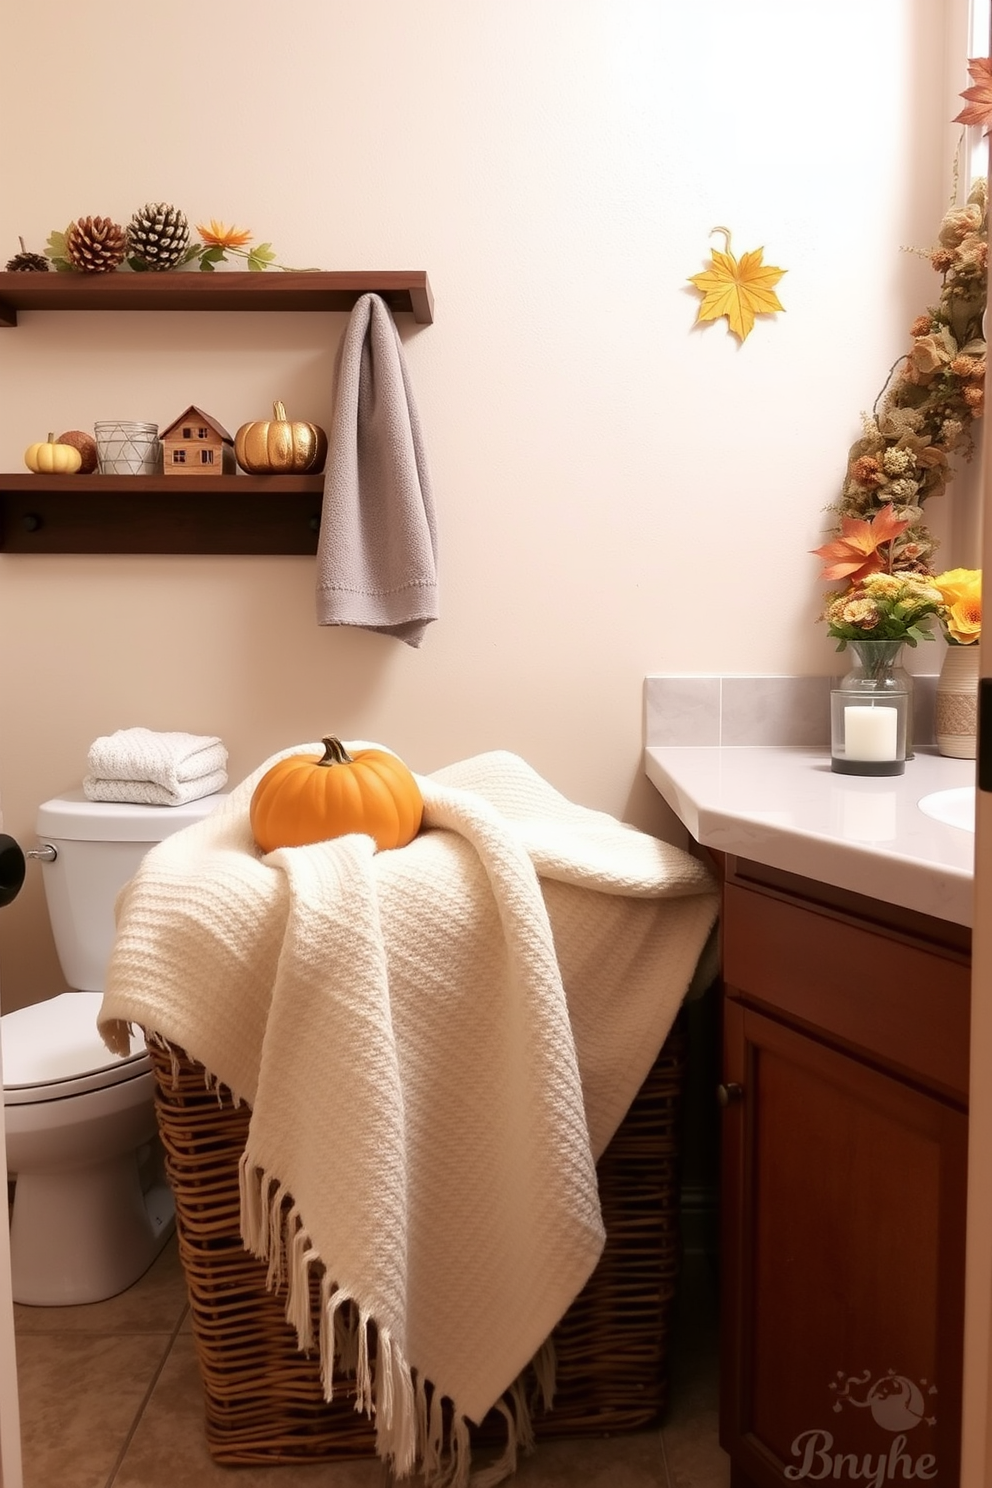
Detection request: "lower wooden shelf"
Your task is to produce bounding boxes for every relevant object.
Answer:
[0,474,325,555]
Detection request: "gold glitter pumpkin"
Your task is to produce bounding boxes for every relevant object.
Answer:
[234,401,328,474]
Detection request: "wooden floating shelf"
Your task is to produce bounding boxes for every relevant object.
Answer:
[0,474,326,555]
[0,269,434,327]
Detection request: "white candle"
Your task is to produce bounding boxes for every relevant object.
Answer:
[844,705,898,761]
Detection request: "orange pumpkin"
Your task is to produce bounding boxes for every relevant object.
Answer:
[250,737,423,854]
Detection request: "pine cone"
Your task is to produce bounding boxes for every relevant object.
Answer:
[65,216,127,274]
[126,202,190,271]
[4,237,51,273]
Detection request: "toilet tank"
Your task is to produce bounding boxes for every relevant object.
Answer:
[35,790,226,993]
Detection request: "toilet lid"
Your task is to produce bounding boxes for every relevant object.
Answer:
[2,991,150,1105]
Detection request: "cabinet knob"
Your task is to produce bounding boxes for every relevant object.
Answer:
[717,1082,744,1107]
[21,513,43,533]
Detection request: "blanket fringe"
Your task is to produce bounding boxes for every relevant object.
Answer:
[239,1156,547,1488]
[423,1374,445,1477]
[373,1322,418,1479]
[529,1334,557,1413]
[101,1016,136,1060]
[285,1217,320,1352]
[149,1032,184,1089]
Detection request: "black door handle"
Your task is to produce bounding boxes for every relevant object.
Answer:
[980,679,992,793]
[0,834,26,908]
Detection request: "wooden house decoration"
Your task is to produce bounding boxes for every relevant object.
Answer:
[161,406,235,477]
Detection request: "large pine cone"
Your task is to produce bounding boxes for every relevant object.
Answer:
[65,216,127,274]
[126,202,190,271]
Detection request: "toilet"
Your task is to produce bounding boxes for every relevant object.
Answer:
[2,789,224,1306]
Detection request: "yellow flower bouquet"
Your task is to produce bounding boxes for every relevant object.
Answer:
[822,572,945,649]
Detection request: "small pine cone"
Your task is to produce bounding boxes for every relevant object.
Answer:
[65,216,128,274]
[126,202,190,271]
[5,237,51,273]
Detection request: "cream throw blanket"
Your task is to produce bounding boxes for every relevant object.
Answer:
[99,746,717,1485]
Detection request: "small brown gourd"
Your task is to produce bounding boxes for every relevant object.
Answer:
[56,430,99,474]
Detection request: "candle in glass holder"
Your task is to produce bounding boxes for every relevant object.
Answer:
[830,691,907,776]
[844,705,898,760]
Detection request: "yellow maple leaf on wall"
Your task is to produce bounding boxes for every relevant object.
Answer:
[688,227,786,342]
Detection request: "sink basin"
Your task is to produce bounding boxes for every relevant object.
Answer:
[918,786,975,832]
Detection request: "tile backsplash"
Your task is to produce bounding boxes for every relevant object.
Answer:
[644,674,938,748]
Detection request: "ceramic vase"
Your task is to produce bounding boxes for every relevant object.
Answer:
[934,642,980,759]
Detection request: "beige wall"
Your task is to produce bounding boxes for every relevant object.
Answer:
[0,0,968,1007]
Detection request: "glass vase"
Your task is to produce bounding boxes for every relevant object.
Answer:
[830,638,910,777]
[934,642,980,759]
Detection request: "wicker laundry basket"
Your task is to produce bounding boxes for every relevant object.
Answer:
[148,1013,687,1466]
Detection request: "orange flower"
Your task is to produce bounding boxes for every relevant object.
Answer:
[195,220,253,249]
[850,455,884,489]
[811,504,910,584]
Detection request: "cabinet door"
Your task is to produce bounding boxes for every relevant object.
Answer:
[720,999,966,1488]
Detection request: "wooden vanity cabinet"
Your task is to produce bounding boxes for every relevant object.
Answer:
[718,856,971,1488]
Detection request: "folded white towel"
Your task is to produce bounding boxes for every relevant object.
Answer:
[83,772,230,808]
[84,728,228,808]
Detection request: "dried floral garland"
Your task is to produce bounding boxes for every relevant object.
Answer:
[822,175,987,580]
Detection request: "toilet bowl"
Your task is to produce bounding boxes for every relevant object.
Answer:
[2,789,224,1306]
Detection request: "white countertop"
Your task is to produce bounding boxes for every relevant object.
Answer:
[644,745,976,927]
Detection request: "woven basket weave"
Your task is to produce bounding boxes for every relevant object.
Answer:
[148,1013,687,1465]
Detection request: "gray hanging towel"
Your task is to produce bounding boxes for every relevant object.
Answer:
[316,293,438,647]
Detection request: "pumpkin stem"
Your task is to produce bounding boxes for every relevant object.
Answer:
[319,736,354,767]
[47,432,55,444]
[273,400,287,420]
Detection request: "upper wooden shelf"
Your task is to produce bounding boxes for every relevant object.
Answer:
[0,269,434,327]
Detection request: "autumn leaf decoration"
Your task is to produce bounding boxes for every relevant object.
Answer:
[811,504,910,585]
[688,227,786,342]
[954,57,992,134]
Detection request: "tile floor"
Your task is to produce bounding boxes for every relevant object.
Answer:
[12,1238,730,1488]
